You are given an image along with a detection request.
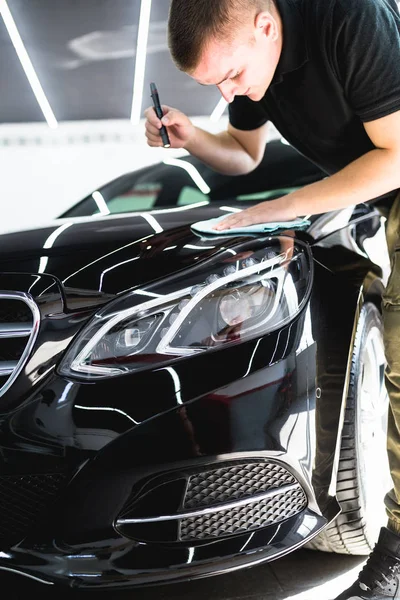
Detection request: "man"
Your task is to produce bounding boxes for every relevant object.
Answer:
[144,0,400,597]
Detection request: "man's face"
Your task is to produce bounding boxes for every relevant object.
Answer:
[190,10,282,103]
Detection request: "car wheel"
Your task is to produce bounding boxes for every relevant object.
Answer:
[306,302,392,555]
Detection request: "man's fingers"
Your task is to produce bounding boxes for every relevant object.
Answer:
[145,120,164,146]
[213,218,234,230]
[214,216,244,230]
[144,106,162,128]
[214,210,262,230]
[145,120,162,136]
[160,104,174,115]
[161,108,186,127]
[161,110,175,126]
[146,137,163,147]
[144,108,174,130]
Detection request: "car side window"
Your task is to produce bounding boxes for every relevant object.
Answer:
[236,187,302,202]
[177,187,210,206]
[58,140,326,219]
[106,183,163,213]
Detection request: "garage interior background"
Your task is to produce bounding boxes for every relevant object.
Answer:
[0,0,239,234]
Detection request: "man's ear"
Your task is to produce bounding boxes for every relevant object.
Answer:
[254,10,279,41]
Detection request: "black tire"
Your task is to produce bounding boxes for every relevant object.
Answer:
[306,302,391,555]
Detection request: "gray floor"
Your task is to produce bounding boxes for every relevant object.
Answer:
[1,547,367,599]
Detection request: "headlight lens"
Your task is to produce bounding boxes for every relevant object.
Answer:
[58,237,313,379]
[219,284,272,326]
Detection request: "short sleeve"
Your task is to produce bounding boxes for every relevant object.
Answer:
[335,0,400,122]
[228,95,269,130]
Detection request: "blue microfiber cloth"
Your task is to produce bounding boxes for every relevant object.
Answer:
[191,214,311,235]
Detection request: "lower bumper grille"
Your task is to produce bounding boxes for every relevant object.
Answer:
[117,459,307,543]
[180,486,306,541]
[0,472,68,546]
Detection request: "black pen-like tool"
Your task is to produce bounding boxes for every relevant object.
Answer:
[150,82,171,148]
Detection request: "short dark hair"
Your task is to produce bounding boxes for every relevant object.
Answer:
[168,0,272,72]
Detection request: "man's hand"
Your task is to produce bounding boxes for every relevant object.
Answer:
[144,104,195,149]
[213,197,298,230]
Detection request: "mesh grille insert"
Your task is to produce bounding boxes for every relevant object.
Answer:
[0,472,68,546]
[184,462,297,509]
[180,487,307,541]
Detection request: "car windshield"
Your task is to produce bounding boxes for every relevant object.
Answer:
[59,140,324,219]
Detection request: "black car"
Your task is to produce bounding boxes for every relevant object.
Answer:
[0,139,392,590]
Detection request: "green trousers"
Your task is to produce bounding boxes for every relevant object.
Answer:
[382,192,400,533]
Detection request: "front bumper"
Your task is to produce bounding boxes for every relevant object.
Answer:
[0,296,339,589]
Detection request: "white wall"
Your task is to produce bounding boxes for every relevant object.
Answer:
[0,117,229,234]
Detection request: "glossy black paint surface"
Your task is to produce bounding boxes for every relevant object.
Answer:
[0,140,389,588]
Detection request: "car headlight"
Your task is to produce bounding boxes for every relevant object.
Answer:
[58,236,313,379]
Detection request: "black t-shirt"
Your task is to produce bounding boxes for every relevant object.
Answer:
[229,0,400,176]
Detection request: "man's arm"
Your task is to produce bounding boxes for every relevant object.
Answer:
[144,104,269,176]
[185,122,270,175]
[214,110,400,230]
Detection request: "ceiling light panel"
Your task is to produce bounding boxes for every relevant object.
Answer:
[0,0,58,128]
[131,0,153,124]
[3,0,142,122]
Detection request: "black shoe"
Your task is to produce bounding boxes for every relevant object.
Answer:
[334,527,400,599]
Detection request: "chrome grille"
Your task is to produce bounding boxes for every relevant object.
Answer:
[180,487,307,541]
[184,462,297,509]
[0,292,40,397]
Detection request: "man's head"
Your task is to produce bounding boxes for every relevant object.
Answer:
[168,0,282,103]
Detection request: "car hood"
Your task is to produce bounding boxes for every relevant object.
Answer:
[0,204,290,310]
